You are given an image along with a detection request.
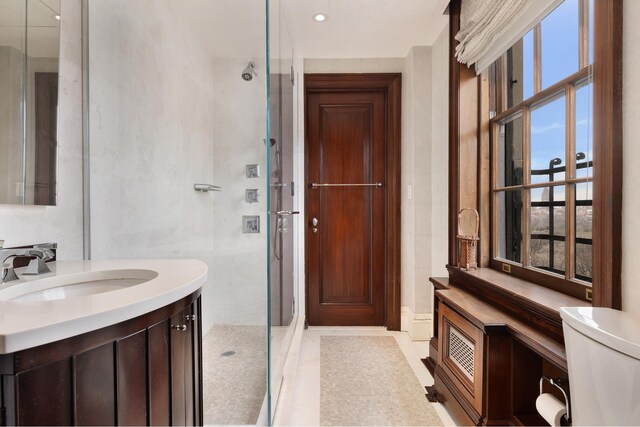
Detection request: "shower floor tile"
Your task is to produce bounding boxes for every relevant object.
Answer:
[203,325,267,425]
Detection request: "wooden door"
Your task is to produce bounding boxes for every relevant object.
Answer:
[34,72,58,205]
[306,90,386,326]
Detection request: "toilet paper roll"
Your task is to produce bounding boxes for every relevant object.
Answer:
[536,393,567,427]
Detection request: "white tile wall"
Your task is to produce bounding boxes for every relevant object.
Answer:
[88,0,218,331]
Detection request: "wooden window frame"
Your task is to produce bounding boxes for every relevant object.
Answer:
[489,67,594,300]
[448,0,622,308]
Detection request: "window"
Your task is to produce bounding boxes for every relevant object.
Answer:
[489,0,594,298]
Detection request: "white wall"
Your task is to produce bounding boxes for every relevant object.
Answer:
[403,46,433,316]
[429,26,450,294]
[210,59,267,326]
[88,0,218,332]
[622,0,640,314]
[304,58,405,74]
[0,0,83,260]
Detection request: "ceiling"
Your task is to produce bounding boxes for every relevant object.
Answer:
[282,0,449,58]
[0,0,60,58]
[173,0,449,60]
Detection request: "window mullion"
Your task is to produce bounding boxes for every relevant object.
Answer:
[579,0,589,69]
[566,83,577,280]
[522,106,531,267]
[534,24,542,94]
[491,121,499,259]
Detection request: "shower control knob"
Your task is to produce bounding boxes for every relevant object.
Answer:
[172,324,187,331]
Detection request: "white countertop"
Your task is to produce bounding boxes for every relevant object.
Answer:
[0,259,207,354]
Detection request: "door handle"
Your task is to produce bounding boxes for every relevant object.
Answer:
[312,217,319,226]
[276,211,299,216]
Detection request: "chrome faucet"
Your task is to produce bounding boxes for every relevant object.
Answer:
[0,241,55,284]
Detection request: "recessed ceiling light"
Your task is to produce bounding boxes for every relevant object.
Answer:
[313,13,327,22]
[55,15,60,20]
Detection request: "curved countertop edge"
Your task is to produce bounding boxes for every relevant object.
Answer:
[0,259,208,354]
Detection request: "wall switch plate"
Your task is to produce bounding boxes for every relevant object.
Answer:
[242,215,260,233]
[246,164,260,178]
[245,189,259,203]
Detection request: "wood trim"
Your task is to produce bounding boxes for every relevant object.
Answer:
[492,67,591,124]
[521,106,531,267]
[434,368,481,426]
[534,25,542,94]
[304,73,402,330]
[449,0,462,268]
[490,259,588,300]
[592,0,623,309]
[491,121,499,260]
[494,177,593,192]
[579,0,589,70]
[478,73,491,267]
[565,83,577,280]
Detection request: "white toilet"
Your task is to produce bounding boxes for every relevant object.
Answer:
[561,307,640,425]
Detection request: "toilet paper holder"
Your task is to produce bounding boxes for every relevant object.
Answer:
[540,376,571,423]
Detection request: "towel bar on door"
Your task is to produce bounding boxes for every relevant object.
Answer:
[310,182,383,189]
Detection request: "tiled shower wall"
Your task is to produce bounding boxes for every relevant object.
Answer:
[88,0,217,331]
[210,59,267,326]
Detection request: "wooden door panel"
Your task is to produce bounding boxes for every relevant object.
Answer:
[116,330,148,426]
[148,320,171,426]
[14,359,73,425]
[74,343,116,426]
[307,91,386,326]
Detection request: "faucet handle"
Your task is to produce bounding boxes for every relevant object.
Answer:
[23,257,51,275]
[2,262,18,282]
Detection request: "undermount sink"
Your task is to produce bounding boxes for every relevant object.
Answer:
[0,269,159,303]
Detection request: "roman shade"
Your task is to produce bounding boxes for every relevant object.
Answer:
[455,0,564,73]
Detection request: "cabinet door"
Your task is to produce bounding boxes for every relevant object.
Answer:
[438,302,485,414]
[170,308,188,426]
[170,301,202,427]
[148,319,171,425]
[9,359,73,425]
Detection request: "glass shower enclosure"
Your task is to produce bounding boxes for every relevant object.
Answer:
[85,0,297,424]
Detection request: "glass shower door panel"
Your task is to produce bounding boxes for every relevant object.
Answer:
[268,0,297,421]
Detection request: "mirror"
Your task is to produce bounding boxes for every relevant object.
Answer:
[0,0,60,205]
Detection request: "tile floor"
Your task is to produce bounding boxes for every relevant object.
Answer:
[203,325,267,425]
[274,326,456,426]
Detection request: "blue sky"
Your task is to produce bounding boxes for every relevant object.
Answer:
[519,0,593,201]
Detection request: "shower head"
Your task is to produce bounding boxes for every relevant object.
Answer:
[265,138,277,147]
[242,62,257,81]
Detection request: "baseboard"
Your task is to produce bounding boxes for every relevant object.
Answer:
[401,307,433,341]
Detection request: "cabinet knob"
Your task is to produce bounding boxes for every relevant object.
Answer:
[185,314,196,321]
[172,324,187,331]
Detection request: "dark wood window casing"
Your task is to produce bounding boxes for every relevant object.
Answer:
[448,0,622,308]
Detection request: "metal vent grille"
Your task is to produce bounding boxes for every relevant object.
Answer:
[448,326,475,382]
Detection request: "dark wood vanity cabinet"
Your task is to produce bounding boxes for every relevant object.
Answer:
[0,291,203,426]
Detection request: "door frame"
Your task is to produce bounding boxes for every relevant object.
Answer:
[304,73,402,330]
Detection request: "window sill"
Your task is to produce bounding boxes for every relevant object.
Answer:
[439,266,590,340]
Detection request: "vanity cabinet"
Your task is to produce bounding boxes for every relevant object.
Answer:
[0,291,202,426]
